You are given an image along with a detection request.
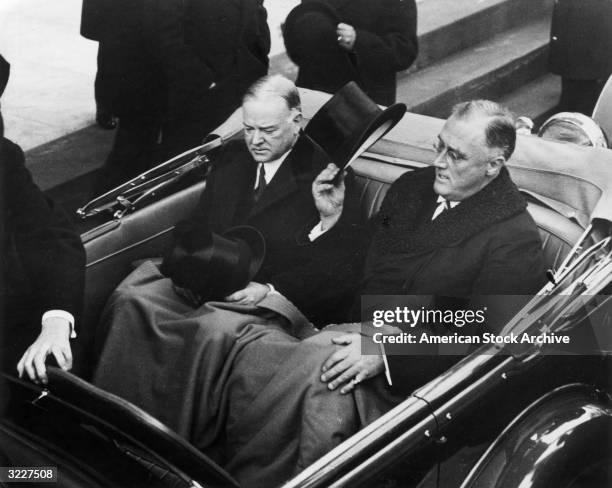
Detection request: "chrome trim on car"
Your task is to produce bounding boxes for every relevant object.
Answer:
[77,137,221,220]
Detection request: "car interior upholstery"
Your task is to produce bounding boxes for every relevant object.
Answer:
[81,147,587,350]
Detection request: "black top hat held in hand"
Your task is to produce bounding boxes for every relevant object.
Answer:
[304,82,407,169]
[161,222,266,302]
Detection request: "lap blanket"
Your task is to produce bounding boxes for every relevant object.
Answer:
[222,326,402,487]
[93,261,401,488]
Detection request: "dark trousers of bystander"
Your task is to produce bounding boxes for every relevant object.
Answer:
[99,116,224,192]
[98,115,160,192]
[558,77,607,115]
[94,44,115,118]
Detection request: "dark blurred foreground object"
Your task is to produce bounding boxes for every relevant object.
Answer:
[549,0,612,115]
[93,0,271,191]
[80,0,118,130]
[1,367,239,488]
[538,112,609,148]
[0,55,86,374]
[284,0,418,106]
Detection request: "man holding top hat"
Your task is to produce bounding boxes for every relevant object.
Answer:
[92,76,406,458]
[314,100,546,397]
[0,55,86,384]
[215,100,547,488]
[185,75,366,325]
[284,0,418,106]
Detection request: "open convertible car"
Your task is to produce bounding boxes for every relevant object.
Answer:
[1,89,612,488]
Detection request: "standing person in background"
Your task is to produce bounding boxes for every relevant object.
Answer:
[283,0,418,106]
[549,0,612,115]
[0,55,86,384]
[80,0,118,130]
[98,0,271,191]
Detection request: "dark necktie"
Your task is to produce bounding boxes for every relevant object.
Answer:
[253,163,267,203]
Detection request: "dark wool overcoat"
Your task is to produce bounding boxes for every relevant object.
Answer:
[0,138,85,367]
[361,166,547,393]
[190,135,365,325]
[298,0,418,105]
[549,0,612,80]
[91,0,270,125]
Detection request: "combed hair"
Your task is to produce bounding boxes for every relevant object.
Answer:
[243,74,301,112]
[451,100,516,160]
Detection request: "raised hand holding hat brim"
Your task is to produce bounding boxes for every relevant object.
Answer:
[336,23,356,50]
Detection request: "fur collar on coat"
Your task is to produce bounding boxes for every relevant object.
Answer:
[371,165,527,257]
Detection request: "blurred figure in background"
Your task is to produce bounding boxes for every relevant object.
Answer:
[80,0,118,130]
[283,0,417,106]
[549,0,612,115]
[0,55,86,384]
[538,112,609,148]
[98,0,271,191]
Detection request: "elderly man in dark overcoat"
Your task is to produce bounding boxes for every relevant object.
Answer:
[98,0,271,190]
[0,56,86,384]
[188,76,364,323]
[92,75,364,453]
[319,100,546,391]
[286,0,418,106]
[216,100,547,488]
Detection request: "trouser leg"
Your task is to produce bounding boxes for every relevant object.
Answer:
[98,115,161,192]
[559,77,606,115]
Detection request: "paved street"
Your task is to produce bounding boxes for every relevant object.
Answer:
[0,0,97,151]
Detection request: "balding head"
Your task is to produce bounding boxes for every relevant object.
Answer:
[450,100,516,161]
[243,74,302,113]
[242,75,303,163]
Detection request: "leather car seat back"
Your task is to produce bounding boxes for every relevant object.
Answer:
[351,158,409,222]
[81,156,586,370]
[526,202,584,271]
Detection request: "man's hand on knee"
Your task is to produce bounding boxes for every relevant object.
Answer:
[320,333,384,394]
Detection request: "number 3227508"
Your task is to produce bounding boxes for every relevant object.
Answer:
[1,467,57,482]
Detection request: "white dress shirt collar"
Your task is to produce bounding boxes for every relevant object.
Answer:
[254,150,290,188]
[432,195,460,220]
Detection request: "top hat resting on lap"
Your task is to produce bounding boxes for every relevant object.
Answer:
[161,223,266,302]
